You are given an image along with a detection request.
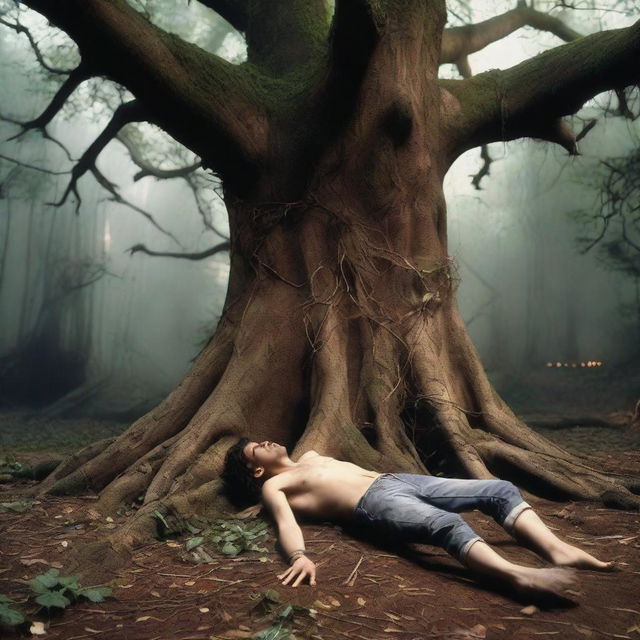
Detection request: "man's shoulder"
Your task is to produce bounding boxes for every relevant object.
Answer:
[262,471,296,495]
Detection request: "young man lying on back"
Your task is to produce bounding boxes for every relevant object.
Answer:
[222,437,614,599]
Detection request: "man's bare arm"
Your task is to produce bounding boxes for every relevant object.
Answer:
[261,482,317,587]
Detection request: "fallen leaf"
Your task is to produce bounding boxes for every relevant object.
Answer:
[60,541,68,548]
[30,621,46,635]
[20,558,49,566]
[313,599,332,610]
[383,628,403,633]
[84,628,102,633]
[136,616,151,622]
[385,612,401,621]
[357,597,366,606]
[49,562,63,569]
[328,597,341,607]
[200,607,210,613]
[119,584,134,589]
[150,591,161,598]
[520,605,539,616]
[166,542,181,548]
[184,580,196,586]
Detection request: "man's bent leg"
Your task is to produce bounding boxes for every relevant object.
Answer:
[510,508,615,571]
[388,474,531,533]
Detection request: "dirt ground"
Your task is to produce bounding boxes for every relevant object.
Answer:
[0,443,638,640]
[1,360,639,640]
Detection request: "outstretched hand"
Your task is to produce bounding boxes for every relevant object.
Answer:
[277,555,317,587]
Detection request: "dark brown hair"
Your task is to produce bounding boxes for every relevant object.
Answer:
[221,437,265,508]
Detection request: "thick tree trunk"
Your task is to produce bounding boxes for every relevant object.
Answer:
[5,0,639,578]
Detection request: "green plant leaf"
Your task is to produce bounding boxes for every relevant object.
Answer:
[186,536,204,551]
[278,604,293,619]
[153,510,170,530]
[264,589,280,603]
[0,500,34,513]
[58,575,80,590]
[35,590,71,609]
[80,587,112,603]
[29,569,60,592]
[221,541,240,555]
[0,602,25,626]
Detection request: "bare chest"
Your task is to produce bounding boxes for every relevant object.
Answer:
[281,455,382,520]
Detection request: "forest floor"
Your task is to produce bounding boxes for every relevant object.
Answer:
[0,362,639,640]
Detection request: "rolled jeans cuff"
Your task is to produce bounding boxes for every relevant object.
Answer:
[502,501,532,532]
[458,536,483,563]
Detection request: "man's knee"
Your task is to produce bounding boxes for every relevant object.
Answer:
[479,479,526,525]
[428,512,479,558]
[494,479,522,501]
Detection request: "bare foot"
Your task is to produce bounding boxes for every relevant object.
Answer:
[548,543,617,571]
[511,566,578,601]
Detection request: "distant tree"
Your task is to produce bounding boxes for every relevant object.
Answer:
[570,149,640,341]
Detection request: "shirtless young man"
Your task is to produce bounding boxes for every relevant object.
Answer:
[222,437,614,600]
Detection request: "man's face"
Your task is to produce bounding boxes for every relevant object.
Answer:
[242,440,286,477]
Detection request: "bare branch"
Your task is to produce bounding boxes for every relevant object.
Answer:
[6,61,93,142]
[115,130,227,239]
[20,0,267,195]
[127,241,229,260]
[441,19,640,159]
[50,100,147,212]
[440,1,582,65]
[470,144,494,190]
[0,153,68,175]
[0,14,76,75]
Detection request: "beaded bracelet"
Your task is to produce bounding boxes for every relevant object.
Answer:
[287,549,306,564]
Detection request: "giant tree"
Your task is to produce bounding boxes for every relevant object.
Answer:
[2,0,640,571]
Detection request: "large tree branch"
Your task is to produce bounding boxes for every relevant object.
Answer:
[20,0,266,196]
[244,0,330,76]
[440,0,581,65]
[441,19,640,160]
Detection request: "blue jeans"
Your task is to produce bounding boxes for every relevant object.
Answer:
[353,473,531,563]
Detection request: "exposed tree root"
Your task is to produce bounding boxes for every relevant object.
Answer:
[41,318,237,497]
